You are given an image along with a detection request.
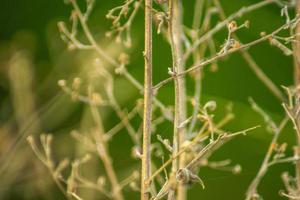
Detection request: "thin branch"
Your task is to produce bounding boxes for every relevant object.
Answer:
[154,16,300,91]
[213,0,284,101]
[90,103,124,200]
[245,117,289,200]
[184,0,277,60]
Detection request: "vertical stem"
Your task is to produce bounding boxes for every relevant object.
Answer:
[168,1,186,200]
[293,1,300,191]
[90,105,124,200]
[141,0,153,199]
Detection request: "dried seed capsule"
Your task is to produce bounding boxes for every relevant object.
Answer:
[228,21,237,31]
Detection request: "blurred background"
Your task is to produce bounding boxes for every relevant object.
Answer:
[0,0,297,199]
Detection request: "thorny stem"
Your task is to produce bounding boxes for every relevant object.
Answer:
[168,0,187,200]
[141,0,153,199]
[90,104,124,200]
[213,0,284,102]
[245,117,288,200]
[154,17,300,91]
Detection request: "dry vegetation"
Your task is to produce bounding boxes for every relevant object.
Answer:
[1,0,300,199]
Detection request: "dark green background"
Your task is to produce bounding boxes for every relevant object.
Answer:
[0,0,297,199]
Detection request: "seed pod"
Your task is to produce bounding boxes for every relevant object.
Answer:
[228,21,237,31]
[176,168,205,189]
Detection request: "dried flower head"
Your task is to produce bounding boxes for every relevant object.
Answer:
[118,53,130,65]
[228,21,237,31]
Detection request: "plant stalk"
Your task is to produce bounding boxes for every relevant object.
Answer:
[141,0,153,199]
[168,0,187,200]
[90,105,124,200]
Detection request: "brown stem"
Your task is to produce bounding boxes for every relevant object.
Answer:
[168,0,186,200]
[141,0,153,199]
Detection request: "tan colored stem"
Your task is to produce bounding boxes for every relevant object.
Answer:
[245,118,288,200]
[154,17,300,91]
[212,0,284,102]
[90,105,124,200]
[141,0,153,199]
[168,0,186,200]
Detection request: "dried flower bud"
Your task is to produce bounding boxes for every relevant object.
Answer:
[72,77,81,90]
[228,21,237,31]
[203,101,217,111]
[27,135,34,145]
[232,40,241,49]
[260,32,267,37]
[57,21,66,32]
[115,65,125,75]
[118,53,130,65]
[97,176,106,187]
[232,164,242,174]
[68,43,76,51]
[105,31,112,38]
[176,168,205,189]
[55,158,70,177]
[91,92,102,105]
[131,146,142,159]
[115,35,122,44]
[81,154,91,163]
[168,68,175,76]
[129,182,139,191]
[244,20,250,28]
[132,170,140,179]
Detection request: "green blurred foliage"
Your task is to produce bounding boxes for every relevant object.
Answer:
[0,0,297,199]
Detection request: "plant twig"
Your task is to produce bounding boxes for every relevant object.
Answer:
[154,16,300,91]
[89,103,124,200]
[184,0,277,60]
[246,117,289,200]
[212,0,285,101]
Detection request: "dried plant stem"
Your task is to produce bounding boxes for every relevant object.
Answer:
[213,0,284,101]
[147,113,234,183]
[64,0,169,121]
[90,105,124,200]
[141,0,153,199]
[168,0,186,199]
[245,117,288,200]
[154,17,300,91]
[183,0,276,60]
[293,0,300,191]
